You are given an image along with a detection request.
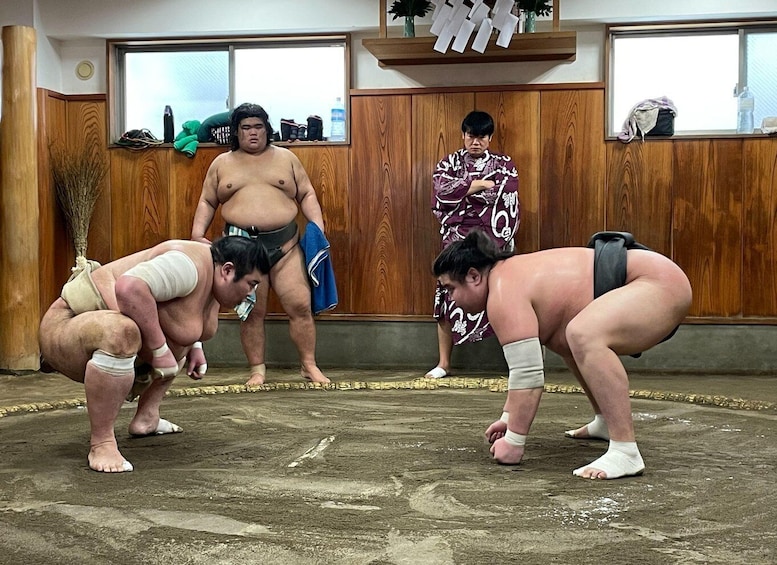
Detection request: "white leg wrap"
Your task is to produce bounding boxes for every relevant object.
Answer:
[504,337,544,389]
[89,350,137,377]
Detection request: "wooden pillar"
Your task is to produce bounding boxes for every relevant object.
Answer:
[379,0,387,38]
[0,25,40,372]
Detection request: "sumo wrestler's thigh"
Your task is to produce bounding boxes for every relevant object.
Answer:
[40,301,142,383]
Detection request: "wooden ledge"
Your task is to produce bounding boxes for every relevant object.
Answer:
[362,31,576,67]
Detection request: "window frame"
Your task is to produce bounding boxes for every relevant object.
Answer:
[605,19,777,139]
[107,33,351,144]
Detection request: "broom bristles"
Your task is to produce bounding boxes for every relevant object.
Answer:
[49,143,107,262]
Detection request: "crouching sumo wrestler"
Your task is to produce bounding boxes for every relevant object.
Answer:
[39,236,269,473]
[433,230,691,479]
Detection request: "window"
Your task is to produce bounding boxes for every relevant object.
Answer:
[607,21,777,136]
[110,35,349,143]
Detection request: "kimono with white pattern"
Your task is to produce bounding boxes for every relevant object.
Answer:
[432,148,520,344]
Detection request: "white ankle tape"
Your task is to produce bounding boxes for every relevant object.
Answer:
[152,343,170,357]
[504,430,526,447]
[90,350,136,376]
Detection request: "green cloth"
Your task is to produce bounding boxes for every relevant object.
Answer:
[175,120,201,141]
[174,120,201,156]
[174,134,198,157]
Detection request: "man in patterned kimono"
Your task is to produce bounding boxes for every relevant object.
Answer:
[425,111,520,378]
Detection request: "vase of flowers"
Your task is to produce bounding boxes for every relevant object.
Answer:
[388,0,433,38]
[516,0,552,33]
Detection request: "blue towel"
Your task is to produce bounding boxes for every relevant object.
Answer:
[300,223,338,315]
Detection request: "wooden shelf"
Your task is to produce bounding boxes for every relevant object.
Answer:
[362,31,576,67]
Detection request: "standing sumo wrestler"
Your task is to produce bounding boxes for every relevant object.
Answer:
[191,102,329,386]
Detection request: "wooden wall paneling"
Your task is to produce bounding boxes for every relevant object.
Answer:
[605,140,673,256]
[539,89,606,248]
[476,90,541,254]
[290,145,351,313]
[37,91,69,316]
[168,146,226,241]
[410,92,473,315]
[672,140,743,317]
[743,138,777,316]
[67,100,111,266]
[109,149,171,258]
[167,146,232,313]
[349,95,414,313]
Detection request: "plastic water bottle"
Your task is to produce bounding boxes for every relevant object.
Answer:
[736,87,754,134]
[330,97,346,141]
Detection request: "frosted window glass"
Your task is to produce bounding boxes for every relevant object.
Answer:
[125,50,228,139]
[746,31,777,129]
[611,34,739,135]
[234,45,346,139]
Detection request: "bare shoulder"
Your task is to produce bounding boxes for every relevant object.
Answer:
[268,144,294,160]
[489,256,536,305]
[487,257,540,341]
[206,149,234,173]
[156,239,212,262]
[492,254,536,283]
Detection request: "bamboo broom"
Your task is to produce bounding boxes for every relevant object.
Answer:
[49,142,107,273]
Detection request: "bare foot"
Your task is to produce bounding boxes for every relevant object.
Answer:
[246,372,266,386]
[302,365,330,384]
[246,363,266,386]
[88,440,133,473]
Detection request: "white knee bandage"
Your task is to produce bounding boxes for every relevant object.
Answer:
[504,337,544,390]
[123,250,198,302]
[90,350,137,376]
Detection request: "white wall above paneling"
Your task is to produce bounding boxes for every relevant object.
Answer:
[36,0,380,40]
[31,0,777,40]
[3,1,777,100]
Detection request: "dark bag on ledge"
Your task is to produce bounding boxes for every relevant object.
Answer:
[639,108,675,137]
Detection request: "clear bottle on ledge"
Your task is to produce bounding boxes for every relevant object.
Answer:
[330,97,346,142]
[736,86,754,134]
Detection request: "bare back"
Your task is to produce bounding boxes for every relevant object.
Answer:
[486,247,691,355]
[90,240,219,346]
[209,146,300,230]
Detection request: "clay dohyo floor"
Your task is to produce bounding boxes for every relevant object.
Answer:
[1,369,777,565]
